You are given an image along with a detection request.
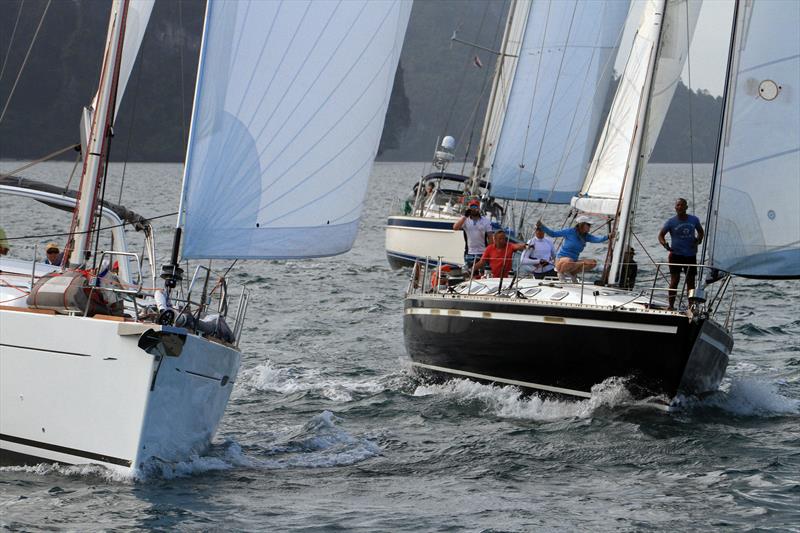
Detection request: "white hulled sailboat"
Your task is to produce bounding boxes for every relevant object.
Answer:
[0,0,411,474]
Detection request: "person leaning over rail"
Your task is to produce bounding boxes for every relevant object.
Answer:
[658,197,704,311]
[43,242,63,265]
[454,199,493,270]
[536,215,608,283]
[471,229,525,280]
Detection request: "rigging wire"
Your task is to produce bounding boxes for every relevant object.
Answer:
[516,1,578,233]
[0,143,79,180]
[63,147,82,193]
[0,0,51,125]
[177,0,188,154]
[683,0,697,210]
[0,0,25,83]
[2,211,178,241]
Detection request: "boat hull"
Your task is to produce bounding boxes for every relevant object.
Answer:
[385,215,464,269]
[0,309,240,474]
[404,294,732,400]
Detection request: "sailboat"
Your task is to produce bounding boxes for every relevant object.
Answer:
[384,0,630,269]
[404,0,798,403]
[0,0,411,474]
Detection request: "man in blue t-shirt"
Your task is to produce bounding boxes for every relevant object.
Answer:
[658,198,704,310]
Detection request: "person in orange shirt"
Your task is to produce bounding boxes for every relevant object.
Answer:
[471,229,526,279]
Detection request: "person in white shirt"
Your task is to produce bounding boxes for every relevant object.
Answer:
[453,199,493,269]
[519,227,555,279]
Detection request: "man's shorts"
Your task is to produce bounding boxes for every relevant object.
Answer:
[669,253,697,277]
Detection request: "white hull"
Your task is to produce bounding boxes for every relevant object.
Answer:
[385,215,465,268]
[0,308,240,475]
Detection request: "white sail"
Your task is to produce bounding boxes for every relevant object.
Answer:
[488,0,630,203]
[473,0,531,180]
[179,0,412,259]
[115,0,154,120]
[707,0,800,278]
[573,0,700,216]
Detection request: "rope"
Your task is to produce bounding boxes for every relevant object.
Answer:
[0,0,51,124]
[0,0,24,82]
[0,144,80,179]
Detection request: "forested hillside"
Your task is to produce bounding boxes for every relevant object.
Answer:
[1,0,721,164]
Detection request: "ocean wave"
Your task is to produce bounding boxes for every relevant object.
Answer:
[237,361,386,401]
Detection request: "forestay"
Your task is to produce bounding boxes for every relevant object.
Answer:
[572,0,700,216]
[708,1,800,278]
[489,0,629,203]
[180,0,411,259]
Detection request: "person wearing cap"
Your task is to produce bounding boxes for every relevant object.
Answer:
[471,229,526,279]
[43,242,63,265]
[454,199,493,269]
[537,215,608,282]
[658,197,704,310]
[519,227,556,279]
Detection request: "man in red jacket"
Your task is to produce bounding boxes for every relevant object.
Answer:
[471,229,525,279]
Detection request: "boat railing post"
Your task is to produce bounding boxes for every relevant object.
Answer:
[650,264,659,307]
[422,257,430,294]
[580,263,585,304]
[437,256,443,293]
[30,243,38,289]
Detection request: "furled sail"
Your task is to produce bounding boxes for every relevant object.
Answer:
[572,0,700,217]
[180,0,412,259]
[488,0,630,203]
[707,1,800,278]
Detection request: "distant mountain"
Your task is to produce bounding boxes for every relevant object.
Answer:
[0,0,722,164]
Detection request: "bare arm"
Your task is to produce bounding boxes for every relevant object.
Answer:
[658,227,670,250]
[453,216,467,230]
[696,223,704,245]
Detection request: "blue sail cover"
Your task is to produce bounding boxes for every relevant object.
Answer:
[489,0,629,203]
[180,0,411,259]
[708,1,800,278]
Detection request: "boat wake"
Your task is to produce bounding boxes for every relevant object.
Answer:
[412,377,645,421]
[673,378,800,416]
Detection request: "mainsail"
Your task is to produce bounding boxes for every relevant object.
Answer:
[116,0,154,120]
[488,0,630,203]
[707,1,800,279]
[180,0,412,259]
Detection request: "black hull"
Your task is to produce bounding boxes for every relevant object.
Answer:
[404,295,733,400]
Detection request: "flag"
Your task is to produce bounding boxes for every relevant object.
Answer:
[473,55,483,68]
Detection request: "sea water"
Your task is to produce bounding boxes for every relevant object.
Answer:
[0,162,798,531]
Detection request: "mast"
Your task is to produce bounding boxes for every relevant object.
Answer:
[604,0,667,286]
[468,0,528,196]
[66,0,129,266]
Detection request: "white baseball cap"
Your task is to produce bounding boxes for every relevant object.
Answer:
[575,215,592,225]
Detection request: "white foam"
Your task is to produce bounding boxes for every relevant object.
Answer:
[0,462,135,483]
[237,361,386,401]
[696,378,800,415]
[413,377,637,421]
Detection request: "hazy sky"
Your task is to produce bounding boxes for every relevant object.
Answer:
[618,0,735,95]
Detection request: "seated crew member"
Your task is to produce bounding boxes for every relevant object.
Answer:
[471,229,526,279]
[454,199,493,270]
[519,227,556,279]
[43,242,63,265]
[537,215,608,282]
